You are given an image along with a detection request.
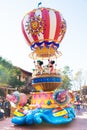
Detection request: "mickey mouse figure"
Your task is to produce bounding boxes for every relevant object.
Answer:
[36,60,43,74]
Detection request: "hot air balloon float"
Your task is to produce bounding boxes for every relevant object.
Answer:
[11,4,76,125]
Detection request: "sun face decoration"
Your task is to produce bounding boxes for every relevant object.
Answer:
[30,20,39,30]
[25,16,44,35]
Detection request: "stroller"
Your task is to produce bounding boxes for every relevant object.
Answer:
[0,108,4,120]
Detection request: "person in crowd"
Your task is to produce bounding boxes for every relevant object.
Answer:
[4,99,11,118]
[0,99,3,109]
[0,98,4,120]
[76,100,81,113]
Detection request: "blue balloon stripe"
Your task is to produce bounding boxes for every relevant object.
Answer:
[32,77,61,84]
[30,41,59,50]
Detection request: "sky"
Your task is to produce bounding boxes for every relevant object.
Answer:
[0,0,87,74]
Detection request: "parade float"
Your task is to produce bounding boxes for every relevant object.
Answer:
[8,5,76,125]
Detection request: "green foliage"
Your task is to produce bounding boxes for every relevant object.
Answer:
[60,66,73,90]
[0,64,10,83]
[8,76,24,88]
[0,56,25,88]
[0,56,13,69]
[60,75,72,90]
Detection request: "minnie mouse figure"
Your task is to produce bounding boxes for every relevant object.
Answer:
[48,60,55,73]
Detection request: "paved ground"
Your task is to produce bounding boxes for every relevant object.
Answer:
[0,110,87,130]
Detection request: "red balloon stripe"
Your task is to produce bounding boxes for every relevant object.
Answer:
[54,11,61,41]
[42,8,50,40]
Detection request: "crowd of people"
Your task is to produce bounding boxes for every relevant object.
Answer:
[0,97,11,120]
[74,94,87,114]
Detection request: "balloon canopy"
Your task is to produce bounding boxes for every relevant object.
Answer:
[22,7,66,58]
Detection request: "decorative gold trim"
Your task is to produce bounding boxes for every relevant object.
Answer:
[32,73,61,79]
[29,49,62,59]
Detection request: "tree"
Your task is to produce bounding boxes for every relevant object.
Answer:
[59,66,73,90]
[0,65,10,84]
[0,56,13,69]
[8,67,25,88]
[74,69,85,99]
[74,70,82,90]
[0,56,25,88]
